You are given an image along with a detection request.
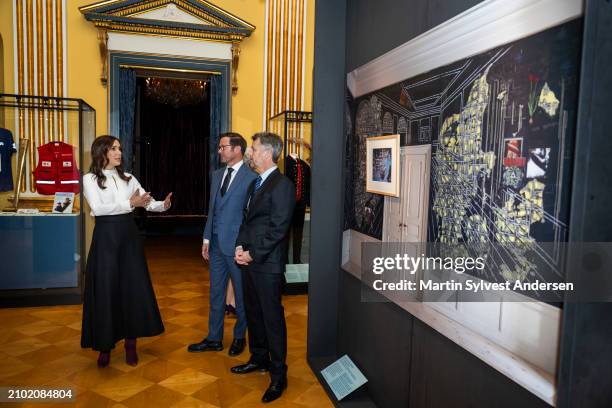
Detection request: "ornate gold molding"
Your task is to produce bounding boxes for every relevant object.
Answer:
[231,42,240,95]
[81,1,255,93]
[98,29,109,86]
[114,0,232,28]
[86,20,246,42]
[80,0,255,41]
[119,64,222,75]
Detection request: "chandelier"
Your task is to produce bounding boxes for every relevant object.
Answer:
[144,77,208,108]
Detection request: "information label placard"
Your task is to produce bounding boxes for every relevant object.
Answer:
[321,355,368,401]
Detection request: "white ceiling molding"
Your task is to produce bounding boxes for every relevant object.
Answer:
[347,0,583,98]
[107,32,232,60]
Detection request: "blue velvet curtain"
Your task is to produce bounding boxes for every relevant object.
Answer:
[209,74,222,173]
[119,68,136,172]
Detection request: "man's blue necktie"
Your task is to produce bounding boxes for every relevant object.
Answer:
[253,176,263,192]
[247,176,263,211]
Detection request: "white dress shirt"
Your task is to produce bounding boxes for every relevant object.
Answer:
[220,160,244,191]
[83,168,167,217]
[258,165,278,184]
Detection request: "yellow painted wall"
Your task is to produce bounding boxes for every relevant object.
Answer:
[0,0,315,169]
[0,0,315,248]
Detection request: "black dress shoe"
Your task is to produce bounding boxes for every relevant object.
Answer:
[187,338,223,353]
[262,378,287,403]
[228,338,246,356]
[230,361,269,374]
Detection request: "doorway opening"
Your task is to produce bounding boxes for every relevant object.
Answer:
[132,72,211,236]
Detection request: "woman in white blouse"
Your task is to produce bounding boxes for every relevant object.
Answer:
[81,135,172,368]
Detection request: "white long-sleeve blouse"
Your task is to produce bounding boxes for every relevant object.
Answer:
[83,168,167,216]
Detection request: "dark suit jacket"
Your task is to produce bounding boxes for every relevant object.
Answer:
[236,168,296,272]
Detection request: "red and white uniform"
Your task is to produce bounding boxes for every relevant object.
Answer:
[33,141,80,195]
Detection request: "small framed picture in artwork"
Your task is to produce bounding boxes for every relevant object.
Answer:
[366,134,400,197]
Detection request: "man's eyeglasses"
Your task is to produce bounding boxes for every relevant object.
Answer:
[218,144,233,151]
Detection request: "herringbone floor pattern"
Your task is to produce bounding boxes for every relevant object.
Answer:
[0,236,332,407]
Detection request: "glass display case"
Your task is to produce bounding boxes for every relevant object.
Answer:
[268,111,312,292]
[0,94,95,306]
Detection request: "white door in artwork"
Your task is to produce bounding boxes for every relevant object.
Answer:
[382,144,431,302]
[383,144,431,243]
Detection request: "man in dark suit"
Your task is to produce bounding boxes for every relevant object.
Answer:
[232,132,296,403]
[188,132,257,356]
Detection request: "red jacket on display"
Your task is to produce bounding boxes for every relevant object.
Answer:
[33,141,80,195]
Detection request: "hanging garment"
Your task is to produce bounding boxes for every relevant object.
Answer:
[33,141,80,195]
[285,155,311,206]
[0,128,17,192]
[285,155,311,263]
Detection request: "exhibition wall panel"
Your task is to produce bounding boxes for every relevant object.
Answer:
[310,0,612,406]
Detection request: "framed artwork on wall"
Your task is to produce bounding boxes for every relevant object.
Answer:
[366,134,400,197]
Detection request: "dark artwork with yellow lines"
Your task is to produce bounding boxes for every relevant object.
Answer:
[346,19,582,289]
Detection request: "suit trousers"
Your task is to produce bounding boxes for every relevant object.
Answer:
[242,266,287,381]
[207,234,247,341]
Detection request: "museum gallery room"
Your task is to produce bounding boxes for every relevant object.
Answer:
[0,0,611,407]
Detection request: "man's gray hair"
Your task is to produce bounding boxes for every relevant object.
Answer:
[252,132,284,163]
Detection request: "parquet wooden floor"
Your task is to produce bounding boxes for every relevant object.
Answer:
[0,236,332,407]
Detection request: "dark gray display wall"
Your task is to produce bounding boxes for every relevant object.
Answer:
[556,1,612,406]
[345,0,483,72]
[309,0,612,407]
[308,0,346,365]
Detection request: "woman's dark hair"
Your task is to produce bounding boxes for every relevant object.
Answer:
[89,135,132,189]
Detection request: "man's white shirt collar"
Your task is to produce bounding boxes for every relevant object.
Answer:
[226,160,244,174]
[259,165,277,183]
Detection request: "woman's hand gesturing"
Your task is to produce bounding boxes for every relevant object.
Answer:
[130,190,152,208]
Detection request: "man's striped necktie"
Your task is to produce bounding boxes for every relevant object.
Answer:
[253,175,263,192]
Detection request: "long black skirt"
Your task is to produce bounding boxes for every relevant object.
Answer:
[81,213,164,351]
